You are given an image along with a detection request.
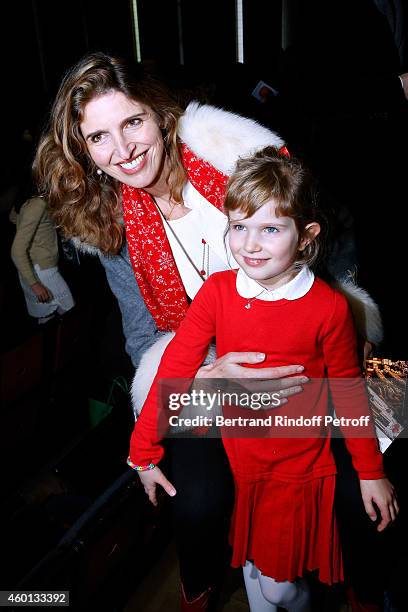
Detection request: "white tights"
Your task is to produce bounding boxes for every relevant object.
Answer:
[242,561,311,612]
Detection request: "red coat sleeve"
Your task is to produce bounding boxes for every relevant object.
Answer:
[322,291,385,479]
[128,275,219,467]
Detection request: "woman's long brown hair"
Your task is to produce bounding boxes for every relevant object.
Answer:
[33,53,185,254]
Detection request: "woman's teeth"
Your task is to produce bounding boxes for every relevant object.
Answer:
[120,152,145,170]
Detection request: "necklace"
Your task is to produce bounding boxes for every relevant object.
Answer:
[201,239,210,277]
[166,201,177,220]
[154,196,176,220]
[244,289,268,309]
[154,197,210,282]
[244,283,272,309]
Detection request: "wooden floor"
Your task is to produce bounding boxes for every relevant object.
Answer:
[123,540,350,612]
[124,540,250,612]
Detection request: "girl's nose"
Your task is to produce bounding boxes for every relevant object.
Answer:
[244,233,261,252]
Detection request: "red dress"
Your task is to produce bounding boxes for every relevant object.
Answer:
[129,271,384,584]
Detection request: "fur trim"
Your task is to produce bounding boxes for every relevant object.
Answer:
[131,333,217,418]
[71,237,101,256]
[178,101,285,175]
[131,332,175,418]
[335,278,383,345]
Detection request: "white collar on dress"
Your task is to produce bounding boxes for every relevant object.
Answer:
[236,265,315,301]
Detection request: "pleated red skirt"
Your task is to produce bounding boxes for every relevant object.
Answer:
[229,474,343,584]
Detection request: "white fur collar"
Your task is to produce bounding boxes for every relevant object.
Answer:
[178,101,284,175]
[333,276,383,345]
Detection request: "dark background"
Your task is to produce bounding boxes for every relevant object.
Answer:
[0,1,407,610]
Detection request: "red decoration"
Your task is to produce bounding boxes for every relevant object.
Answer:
[121,144,228,331]
[278,145,291,159]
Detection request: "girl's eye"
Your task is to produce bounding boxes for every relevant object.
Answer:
[232,224,246,231]
[263,226,278,234]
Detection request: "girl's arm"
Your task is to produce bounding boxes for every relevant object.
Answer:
[322,291,399,530]
[128,274,220,498]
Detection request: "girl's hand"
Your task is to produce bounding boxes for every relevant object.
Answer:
[31,282,53,303]
[138,466,176,506]
[196,352,308,404]
[360,478,399,532]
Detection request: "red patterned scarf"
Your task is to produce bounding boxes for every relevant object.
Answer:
[121,144,228,331]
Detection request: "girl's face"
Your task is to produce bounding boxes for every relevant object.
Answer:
[80,90,168,193]
[228,200,319,290]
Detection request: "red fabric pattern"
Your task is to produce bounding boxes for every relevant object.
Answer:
[180,143,228,209]
[121,144,228,332]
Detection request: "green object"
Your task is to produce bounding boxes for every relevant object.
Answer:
[88,376,129,428]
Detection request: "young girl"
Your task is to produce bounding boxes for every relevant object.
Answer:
[127,147,398,611]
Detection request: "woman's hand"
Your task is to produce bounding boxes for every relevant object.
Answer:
[363,341,373,364]
[31,282,53,303]
[400,72,408,100]
[196,352,308,403]
[138,466,176,506]
[360,478,399,531]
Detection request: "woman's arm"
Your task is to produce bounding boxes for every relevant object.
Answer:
[99,242,164,368]
[196,354,307,400]
[30,282,53,303]
[11,198,46,287]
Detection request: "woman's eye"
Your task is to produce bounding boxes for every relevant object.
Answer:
[263,226,278,234]
[90,133,105,144]
[126,117,143,128]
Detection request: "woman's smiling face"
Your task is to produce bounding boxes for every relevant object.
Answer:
[80,90,168,191]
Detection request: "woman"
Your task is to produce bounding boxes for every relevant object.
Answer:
[10,194,75,323]
[33,53,382,610]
